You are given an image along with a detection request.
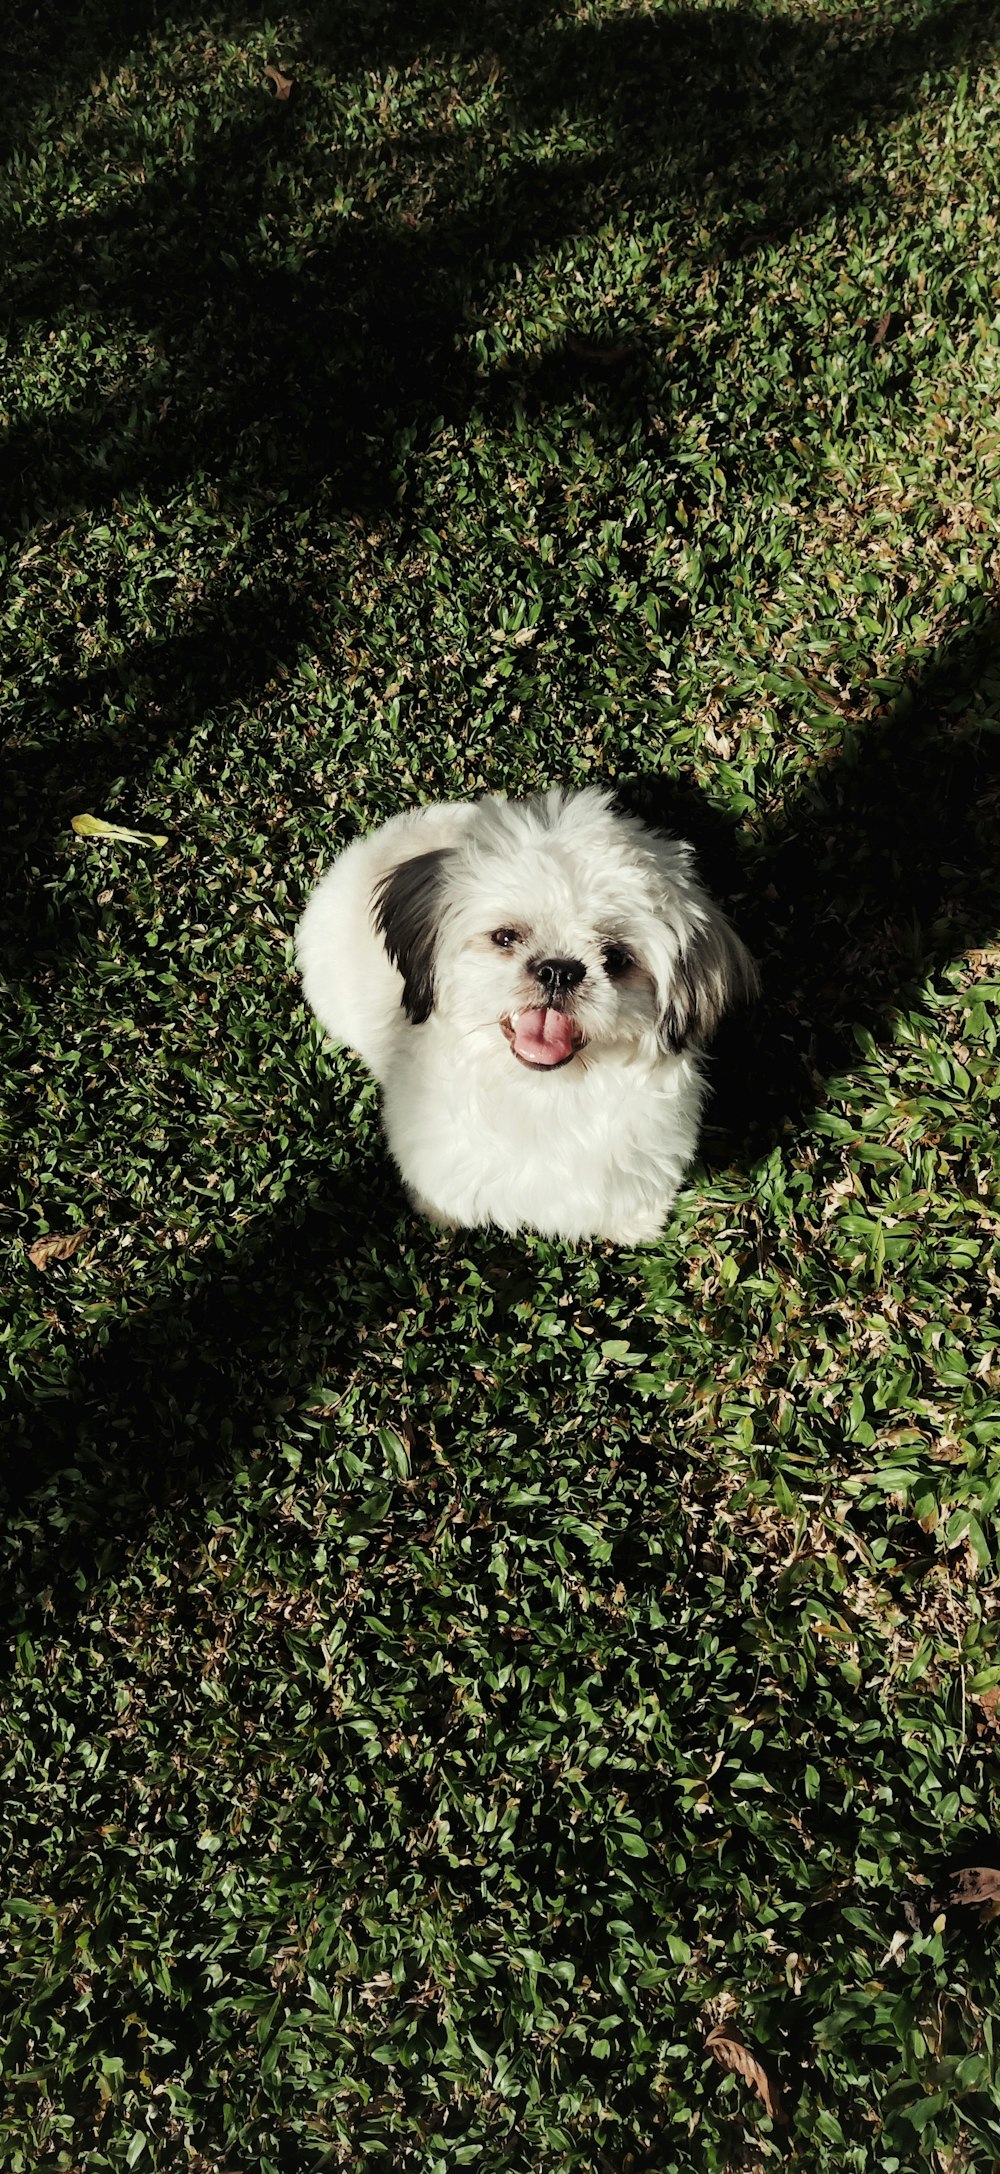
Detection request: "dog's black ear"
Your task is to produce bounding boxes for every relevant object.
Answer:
[372,849,453,1024]
[659,914,759,1054]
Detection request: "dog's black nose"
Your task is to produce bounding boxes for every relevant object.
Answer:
[535,956,586,995]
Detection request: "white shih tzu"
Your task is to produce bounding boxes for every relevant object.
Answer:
[296,787,757,1244]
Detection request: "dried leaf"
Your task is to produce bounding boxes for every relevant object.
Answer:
[947,1866,1000,1908]
[706,2024,789,2125]
[871,311,893,346]
[72,814,167,847]
[27,1231,86,1270]
[264,62,294,100]
[974,1689,1000,1733]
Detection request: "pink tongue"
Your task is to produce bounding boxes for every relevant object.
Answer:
[512,1007,576,1066]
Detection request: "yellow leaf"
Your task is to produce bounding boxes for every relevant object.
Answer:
[72,814,167,847]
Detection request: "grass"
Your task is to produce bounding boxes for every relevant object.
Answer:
[3,0,1000,2165]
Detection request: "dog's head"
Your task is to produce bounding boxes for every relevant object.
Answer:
[373,787,757,1070]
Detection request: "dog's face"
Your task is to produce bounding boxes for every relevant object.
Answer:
[374,788,756,1070]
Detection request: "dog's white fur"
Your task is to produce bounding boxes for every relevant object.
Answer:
[296,787,756,1244]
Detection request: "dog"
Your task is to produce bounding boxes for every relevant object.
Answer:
[296,786,757,1243]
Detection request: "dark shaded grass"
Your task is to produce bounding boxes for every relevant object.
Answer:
[4,2,1000,2170]
[5,0,999,881]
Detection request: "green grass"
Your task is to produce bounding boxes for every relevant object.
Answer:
[3,0,1000,2166]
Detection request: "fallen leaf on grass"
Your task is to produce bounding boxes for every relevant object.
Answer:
[28,1232,87,1270]
[975,1689,1000,1734]
[264,62,294,100]
[947,1867,1000,1912]
[706,2024,789,2125]
[72,814,167,847]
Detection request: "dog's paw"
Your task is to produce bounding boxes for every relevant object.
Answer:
[408,1188,462,1232]
[602,1212,667,1246]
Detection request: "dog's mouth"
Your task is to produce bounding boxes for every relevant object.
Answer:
[500,1008,586,1070]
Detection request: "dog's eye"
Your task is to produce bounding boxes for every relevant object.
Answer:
[603,945,634,979]
[490,927,521,949]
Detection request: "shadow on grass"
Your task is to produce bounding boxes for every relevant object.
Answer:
[4,0,998,932]
[1,1157,406,1620]
[3,614,999,1627]
[627,598,1000,1165]
[3,590,998,1635]
[0,567,324,975]
[6,0,997,541]
[3,0,1000,1617]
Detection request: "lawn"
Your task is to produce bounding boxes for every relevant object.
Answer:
[3,0,1000,2166]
